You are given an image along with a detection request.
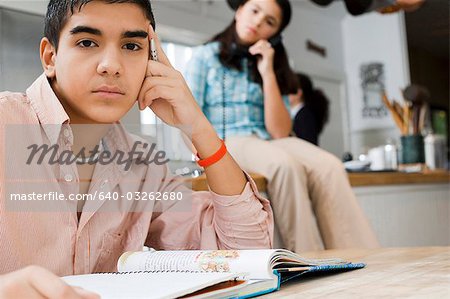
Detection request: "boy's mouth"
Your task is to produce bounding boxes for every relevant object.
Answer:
[93,85,125,99]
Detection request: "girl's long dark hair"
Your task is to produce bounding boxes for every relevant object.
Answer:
[297,73,330,134]
[209,21,297,95]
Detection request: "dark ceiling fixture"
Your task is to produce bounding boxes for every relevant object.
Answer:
[311,0,377,15]
[229,0,375,15]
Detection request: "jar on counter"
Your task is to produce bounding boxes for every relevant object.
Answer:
[384,142,398,170]
[424,133,448,170]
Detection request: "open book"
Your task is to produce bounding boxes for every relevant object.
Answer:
[63,249,365,299]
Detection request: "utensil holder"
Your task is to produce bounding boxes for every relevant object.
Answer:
[400,135,425,164]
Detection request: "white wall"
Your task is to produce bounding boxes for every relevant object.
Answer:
[342,12,410,155]
[0,1,47,15]
[152,1,231,45]
[0,8,44,92]
[284,3,345,77]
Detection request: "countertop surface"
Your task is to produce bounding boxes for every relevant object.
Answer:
[189,171,450,191]
[348,170,450,187]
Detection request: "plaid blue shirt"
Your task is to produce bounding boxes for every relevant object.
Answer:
[184,42,289,140]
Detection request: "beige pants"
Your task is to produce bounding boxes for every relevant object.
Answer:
[225,136,380,252]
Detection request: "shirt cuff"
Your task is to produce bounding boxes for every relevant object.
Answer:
[208,171,270,220]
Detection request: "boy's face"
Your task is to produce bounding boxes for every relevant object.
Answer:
[47,2,150,124]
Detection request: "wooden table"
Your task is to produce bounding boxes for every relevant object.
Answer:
[262,247,450,298]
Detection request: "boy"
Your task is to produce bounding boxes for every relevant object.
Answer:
[0,0,273,297]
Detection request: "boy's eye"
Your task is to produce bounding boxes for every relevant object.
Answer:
[266,20,275,27]
[77,40,97,48]
[123,43,142,51]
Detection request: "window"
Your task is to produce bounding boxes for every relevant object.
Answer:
[140,42,194,161]
[140,42,193,125]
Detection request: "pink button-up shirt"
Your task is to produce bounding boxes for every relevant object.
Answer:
[0,74,273,276]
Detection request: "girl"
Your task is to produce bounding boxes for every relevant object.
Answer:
[185,0,379,252]
[289,73,330,146]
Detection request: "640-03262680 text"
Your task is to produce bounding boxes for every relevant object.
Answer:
[8,191,184,201]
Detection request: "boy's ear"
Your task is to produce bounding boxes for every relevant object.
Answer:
[40,37,57,78]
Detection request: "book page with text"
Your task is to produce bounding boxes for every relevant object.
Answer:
[118,250,278,280]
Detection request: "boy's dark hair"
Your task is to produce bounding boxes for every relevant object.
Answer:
[44,0,155,51]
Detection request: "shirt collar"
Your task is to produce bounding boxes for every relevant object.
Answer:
[26,73,70,145]
[103,123,136,158]
[290,102,304,119]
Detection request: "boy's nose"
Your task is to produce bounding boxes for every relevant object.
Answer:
[97,48,123,76]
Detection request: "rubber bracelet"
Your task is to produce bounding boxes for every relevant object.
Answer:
[197,140,227,168]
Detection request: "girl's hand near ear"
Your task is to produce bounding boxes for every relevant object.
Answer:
[249,39,275,79]
[249,40,292,138]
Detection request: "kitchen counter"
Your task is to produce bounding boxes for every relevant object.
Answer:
[190,171,449,191]
[188,170,449,248]
[347,170,450,187]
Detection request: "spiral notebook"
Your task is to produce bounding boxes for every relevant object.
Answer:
[63,249,365,299]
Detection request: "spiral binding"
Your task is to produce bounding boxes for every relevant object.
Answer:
[95,270,209,275]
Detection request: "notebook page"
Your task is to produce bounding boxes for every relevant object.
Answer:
[62,272,240,299]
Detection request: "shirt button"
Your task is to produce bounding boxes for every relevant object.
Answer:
[64,174,73,182]
[100,180,108,188]
[63,129,70,138]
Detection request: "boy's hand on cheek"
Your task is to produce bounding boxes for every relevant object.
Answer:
[138,25,211,136]
[0,266,99,299]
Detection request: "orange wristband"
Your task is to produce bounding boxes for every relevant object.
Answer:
[197,140,227,168]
